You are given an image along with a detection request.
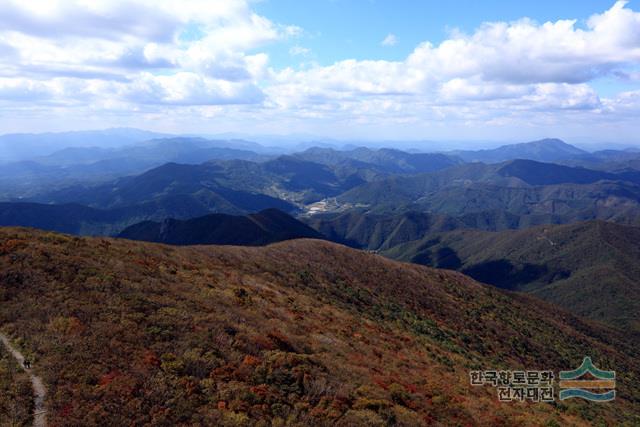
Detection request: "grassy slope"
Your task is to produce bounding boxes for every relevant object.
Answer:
[1,228,639,425]
[384,221,640,332]
[0,345,33,426]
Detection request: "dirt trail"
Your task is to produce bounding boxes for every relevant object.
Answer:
[0,333,46,427]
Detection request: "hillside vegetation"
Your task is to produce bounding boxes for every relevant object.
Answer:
[1,228,639,425]
[384,221,640,333]
[337,161,640,225]
[0,345,32,426]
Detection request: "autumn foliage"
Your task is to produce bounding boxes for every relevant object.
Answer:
[0,228,639,425]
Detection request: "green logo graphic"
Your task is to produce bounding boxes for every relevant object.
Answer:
[559,357,616,402]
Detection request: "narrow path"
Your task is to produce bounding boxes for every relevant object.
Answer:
[0,333,46,427]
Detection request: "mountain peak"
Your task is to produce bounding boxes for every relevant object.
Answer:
[454,138,587,163]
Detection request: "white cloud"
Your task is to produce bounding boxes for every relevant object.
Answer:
[123,72,265,105]
[289,46,311,56]
[381,33,397,47]
[0,1,639,139]
[0,78,54,102]
[265,1,640,129]
[0,0,296,106]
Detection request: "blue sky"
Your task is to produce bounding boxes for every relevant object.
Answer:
[257,1,620,65]
[0,0,639,145]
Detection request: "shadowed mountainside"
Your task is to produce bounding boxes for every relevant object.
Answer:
[119,208,324,246]
[383,220,640,332]
[0,196,285,237]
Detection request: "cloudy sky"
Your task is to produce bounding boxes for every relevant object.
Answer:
[1,0,639,143]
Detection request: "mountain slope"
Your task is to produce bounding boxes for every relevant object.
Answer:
[0,196,255,236]
[305,210,464,250]
[452,139,588,163]
[119,209,324,245]
[0,138,269,200]
[336,161,640,226]
[33,155,365,212]
[0,202,157,236]
[0,128,169,162]
[31,161,298,216]
[294,147,461,174]
[1,228,640,425]
[384,220,640,332]
[497,159,640,185]
[35,137,265,166]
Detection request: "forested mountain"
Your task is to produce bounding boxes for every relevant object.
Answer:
[30,155,388,211]
[294,147,461,174]
[336,160,640,225]
[382,221,640,332]
[449,138,588,163]
[0,138,268,199]
[119,209,324,246]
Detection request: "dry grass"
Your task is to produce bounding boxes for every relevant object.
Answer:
[0,345,32,426]
[0,228,639,426]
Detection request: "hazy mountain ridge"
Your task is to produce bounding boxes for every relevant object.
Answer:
[28,154,385,213]
[4,134,640,205]
[449,138,589,163]
[0,128,170,162]
[5,139,640,241]
[294,146,462,174]
[0,138,270,200]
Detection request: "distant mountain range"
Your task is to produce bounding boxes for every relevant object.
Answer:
[0,138,468,201]
[29,149,459,212]
[27,157,361,214]
[336,159,640,226]
[4,135,640,204]
[449,138,589,163]
[119,208,324,246]
[0,128,170,162]
[3,138,640,239]
[33,137,266,166]
[293,146,462,174]
[0,138,269,198]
